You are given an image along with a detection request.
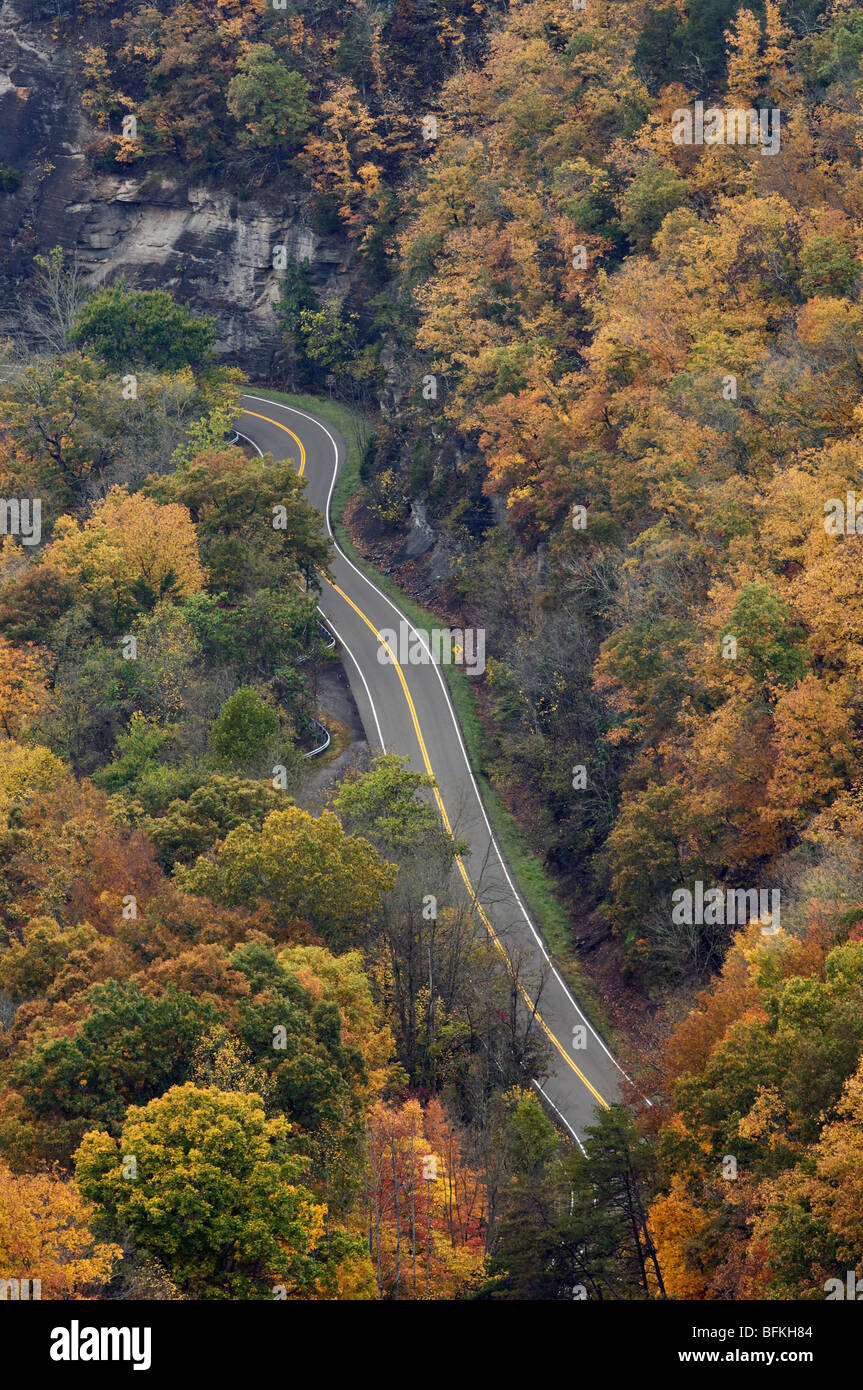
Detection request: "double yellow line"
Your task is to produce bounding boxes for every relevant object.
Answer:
[326,574,608,1110]
[243,410,306,478]
[244,404,608,1112]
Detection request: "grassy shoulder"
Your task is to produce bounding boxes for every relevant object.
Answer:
[248,386,610,1033]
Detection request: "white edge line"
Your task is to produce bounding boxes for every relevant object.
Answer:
[232,427,263,456]
[243,394,627,1082]
[534,1079,586,1155]
[241,394,633,1095]
[321,611,386,752]
[235,422,387,754]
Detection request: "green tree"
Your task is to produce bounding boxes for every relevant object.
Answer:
[178,806,396,944]
[43,603,202,774]
[145,449,331,596]
[800,234,860,299]
[143,774,285,867]
[230,943,367,1137]
[75,1084,326,1298]
[486,1100,665,1300]
[226,46,312,150]
[170,400,242,470]
[70,283,217,371]
[0,163,20,193]
[621,160,689,253]
[333,753,455,856]
[93,713,171,793]
[299,302,360,380]
[726,580,808,697]
[634,0,742,93]
[183,588,319,683]
[10,981,216,1162]
[606,781,690,963]
[277,261,318,389]
[480,1088,564,1299]
[210,687,280,768]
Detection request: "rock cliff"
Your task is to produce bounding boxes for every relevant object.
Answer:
[0,3,350,376]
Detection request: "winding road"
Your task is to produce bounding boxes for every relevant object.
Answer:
[239,391,627,1146]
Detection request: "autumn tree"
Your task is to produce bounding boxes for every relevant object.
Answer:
[0,1161,120,1299]
[0,353,111,498]
[46,486,204,626]
[75,1084,328,1299]
[178,806,396,945]
[724,8,765,102]
[366,1097,487,1299]
[0,637,50,740]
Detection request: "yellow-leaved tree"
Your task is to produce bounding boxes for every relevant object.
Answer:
[0,1161,120,1298]
[0,639,51,741]
[47,486,204,623]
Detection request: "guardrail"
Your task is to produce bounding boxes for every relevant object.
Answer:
[303,718,332,759]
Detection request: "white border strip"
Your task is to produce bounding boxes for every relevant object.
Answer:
[234,418,387,754]
[534,1079,586,1154]
[242,393,632,1089]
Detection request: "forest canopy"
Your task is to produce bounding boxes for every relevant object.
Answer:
[3,0,863,1307]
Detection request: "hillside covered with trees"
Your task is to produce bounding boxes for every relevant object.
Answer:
[2,0,863,1307]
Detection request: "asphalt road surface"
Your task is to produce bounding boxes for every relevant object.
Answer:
[239,391,628,1146]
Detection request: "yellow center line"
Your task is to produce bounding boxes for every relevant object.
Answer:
[325,573,609,1110]
[242,410,306,477]
[245,401,608,1111]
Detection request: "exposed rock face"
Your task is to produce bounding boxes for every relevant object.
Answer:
[379,334,410,413]
[403,498,436,560]
[60,179,346,378]
[0,5,351,376]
